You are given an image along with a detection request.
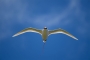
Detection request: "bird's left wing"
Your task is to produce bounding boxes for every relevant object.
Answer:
[12,27,42,37]
[49,28,78,40]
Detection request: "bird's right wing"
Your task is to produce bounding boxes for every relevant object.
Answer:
[49,28,78,40]
[12,27,42,37]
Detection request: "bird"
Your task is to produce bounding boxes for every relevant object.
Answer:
[12,27,78,43]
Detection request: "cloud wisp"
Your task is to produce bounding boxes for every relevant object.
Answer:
[0,0,89,39]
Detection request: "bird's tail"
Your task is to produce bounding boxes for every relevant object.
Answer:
[40,42,46,56]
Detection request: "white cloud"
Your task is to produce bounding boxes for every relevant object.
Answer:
[1,0,78,26]
[0,0,89,39]
[0,0,82,26]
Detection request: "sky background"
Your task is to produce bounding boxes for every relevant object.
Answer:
[0,0,90,60]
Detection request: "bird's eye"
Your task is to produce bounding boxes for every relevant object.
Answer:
[44,28,47,29]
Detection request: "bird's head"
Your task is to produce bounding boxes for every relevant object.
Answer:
[44,27,47,29]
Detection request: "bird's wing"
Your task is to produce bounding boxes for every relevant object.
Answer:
[12,27,42,37]
[49,28,78,40]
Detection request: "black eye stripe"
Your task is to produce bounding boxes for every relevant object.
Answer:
[44,28,47,29]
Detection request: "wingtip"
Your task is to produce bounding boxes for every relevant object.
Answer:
[12,35,16,37]
[75,38,78,40]
[12,35,15,37]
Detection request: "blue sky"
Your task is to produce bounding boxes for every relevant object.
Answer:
[0,0,90,60]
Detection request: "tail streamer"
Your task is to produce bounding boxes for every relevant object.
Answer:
[41,42,46,56]
[39,43,46,60]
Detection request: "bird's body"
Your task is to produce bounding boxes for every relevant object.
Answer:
[12,27,78,43]
[42,28,49,42]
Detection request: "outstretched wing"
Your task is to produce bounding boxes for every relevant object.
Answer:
[49,28,78,40]
[12,27,42,37]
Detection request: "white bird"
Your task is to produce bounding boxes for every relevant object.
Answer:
[12,27,78,43]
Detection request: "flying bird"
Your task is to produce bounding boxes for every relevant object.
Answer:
[12,27,78,43]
